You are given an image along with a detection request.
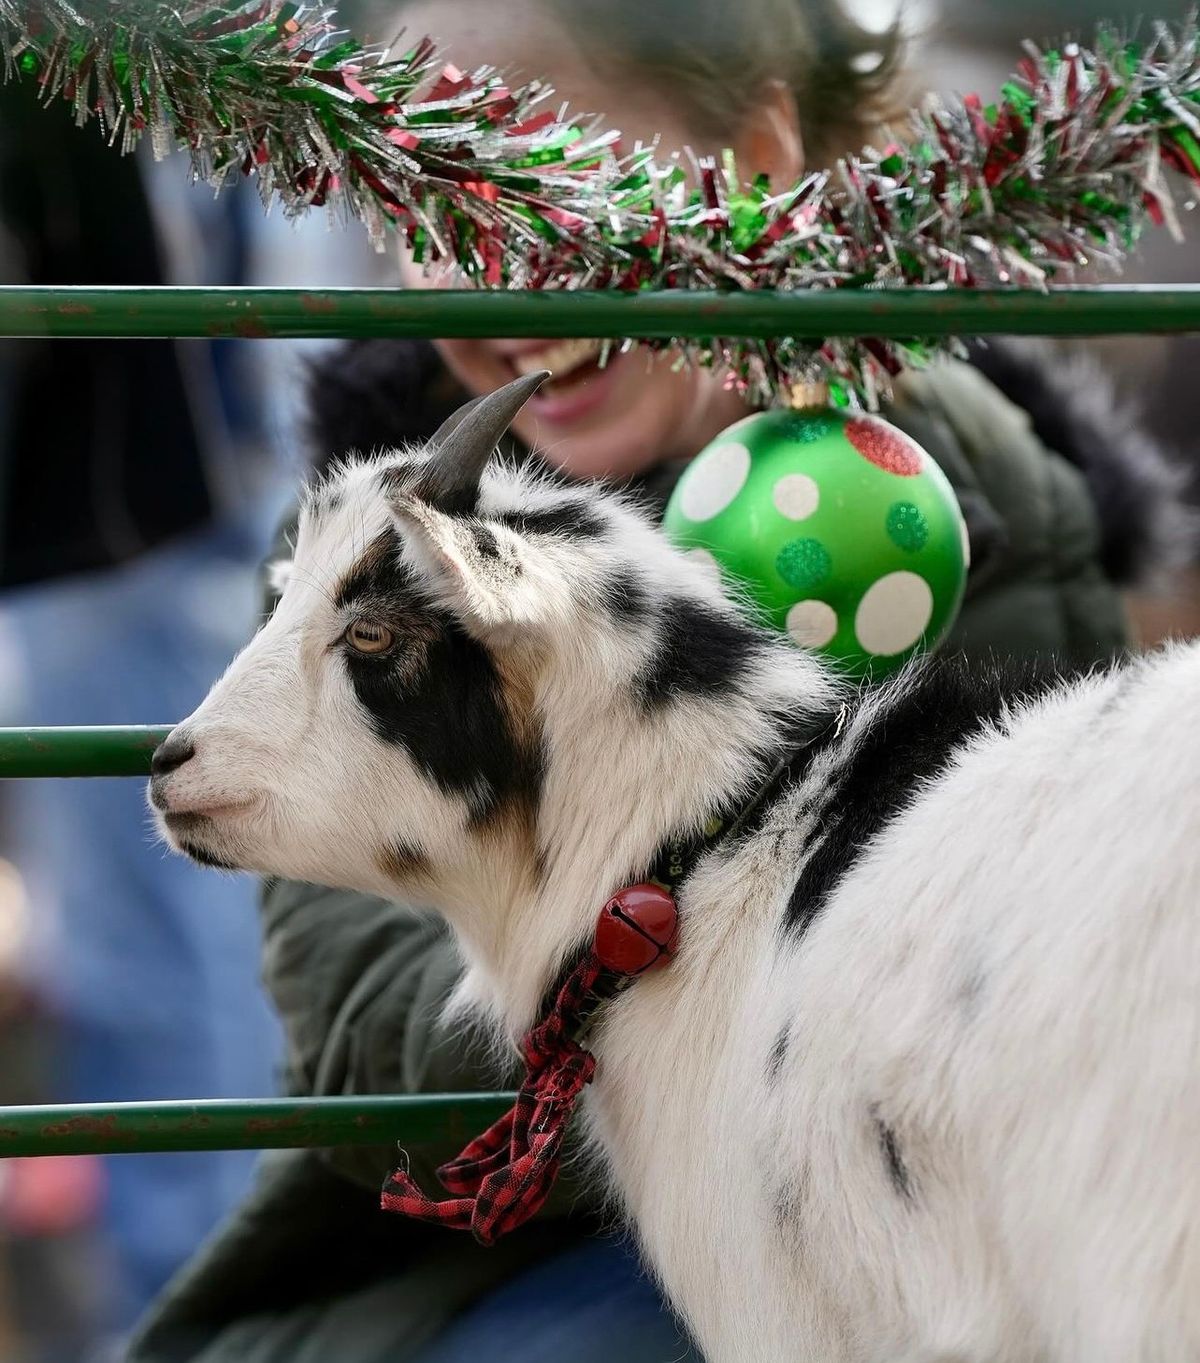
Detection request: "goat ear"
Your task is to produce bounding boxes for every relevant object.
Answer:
[392,496,519,629]
[393,491,586,634]
[414,371,549,515]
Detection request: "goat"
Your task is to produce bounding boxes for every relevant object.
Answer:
[150,373,1200,1363]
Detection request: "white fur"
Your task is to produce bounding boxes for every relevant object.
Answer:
[151,449,1200,1363]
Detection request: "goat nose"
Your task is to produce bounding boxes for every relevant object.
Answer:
[151,732,196,777]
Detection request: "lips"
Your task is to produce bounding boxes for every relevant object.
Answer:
[504,338,623,426]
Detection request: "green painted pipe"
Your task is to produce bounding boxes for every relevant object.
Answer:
[0,1095,514,1157]
[1,285,1199,340]
[0,726,172,777]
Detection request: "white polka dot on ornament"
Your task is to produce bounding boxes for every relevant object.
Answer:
[959,515,971,569]
[786,599,839,650]
[772,474,820,522]
[855,572,934,656]
[677,442,751,522]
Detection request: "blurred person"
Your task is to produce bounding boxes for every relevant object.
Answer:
[129,3,1195,1362]
[923,0,1200,641]
[0,854,109,1363]
[0,76,284,1346]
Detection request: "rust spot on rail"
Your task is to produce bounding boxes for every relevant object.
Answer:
[39,1115,130,1142]
[245,1110,308,1134]
[231,315,271,339]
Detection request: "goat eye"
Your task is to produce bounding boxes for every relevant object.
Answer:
[345,619,395,655]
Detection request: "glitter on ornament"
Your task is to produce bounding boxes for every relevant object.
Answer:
[846,419,924,477]
[776,539,833,592]
[780,412,841,443]
[886,502,930,553]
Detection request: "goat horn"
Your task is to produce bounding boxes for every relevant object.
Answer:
[418,370,550,514]
[426,393,486,447]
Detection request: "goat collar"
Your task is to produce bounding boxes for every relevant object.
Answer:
[378,882,683,1244]
[380,717,839,1244]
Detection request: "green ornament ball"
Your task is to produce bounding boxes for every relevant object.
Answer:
[663,407,969,679]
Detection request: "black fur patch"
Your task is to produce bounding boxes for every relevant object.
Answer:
[473,524,502,559]
[309,485,345,520]
[765,1021,791,1084]
[495,502,606,540]
[378,839,429,880]
[782,658,1064,937]
[634,598,759,710]
[376,463,415,496]
[334,529,401,611]
[336,528,540,819]
[771,1167,811,1242]
[598,566,652,626]
[722,710,849,848]
[875,1117,913,1200]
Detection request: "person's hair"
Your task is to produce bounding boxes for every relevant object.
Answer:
[556,0,907,165]
[361,0,908,168]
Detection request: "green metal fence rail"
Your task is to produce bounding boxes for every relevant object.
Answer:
[0,732,525,1149]
[3,284,1200,341]
[0,726,171,778]
[1,278,1197,1158]
[0,1096,513,1156]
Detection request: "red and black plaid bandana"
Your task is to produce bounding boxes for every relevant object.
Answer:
[380,882,680,1245]
[380,723,831,1244]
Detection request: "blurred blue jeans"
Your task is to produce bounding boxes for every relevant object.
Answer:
[410,1239,703,1363]
[0,514,283,1334]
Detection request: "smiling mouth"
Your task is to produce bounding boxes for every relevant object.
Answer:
[512,338,606,391]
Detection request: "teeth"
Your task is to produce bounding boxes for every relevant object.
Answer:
[514,338,602,382]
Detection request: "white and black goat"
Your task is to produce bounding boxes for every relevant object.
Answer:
[150,374,1200,1363]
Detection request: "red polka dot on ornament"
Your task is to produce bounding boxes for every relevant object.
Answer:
[845,418,923,476]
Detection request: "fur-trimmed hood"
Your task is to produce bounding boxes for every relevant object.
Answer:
[304,336,1197,590]
[966,338,1197,586]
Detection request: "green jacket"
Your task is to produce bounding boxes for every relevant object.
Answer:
[129,349,1178,1363]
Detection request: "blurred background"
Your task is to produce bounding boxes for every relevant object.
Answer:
[0,1,1198,1359]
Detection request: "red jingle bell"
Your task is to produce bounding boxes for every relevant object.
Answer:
[594,883,680,976]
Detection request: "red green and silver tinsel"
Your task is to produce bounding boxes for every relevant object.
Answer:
[3,1,1200,405]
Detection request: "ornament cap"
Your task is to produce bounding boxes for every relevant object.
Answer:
[788,380,831,411]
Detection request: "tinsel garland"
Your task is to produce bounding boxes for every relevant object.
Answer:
[3,0,1200,403]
